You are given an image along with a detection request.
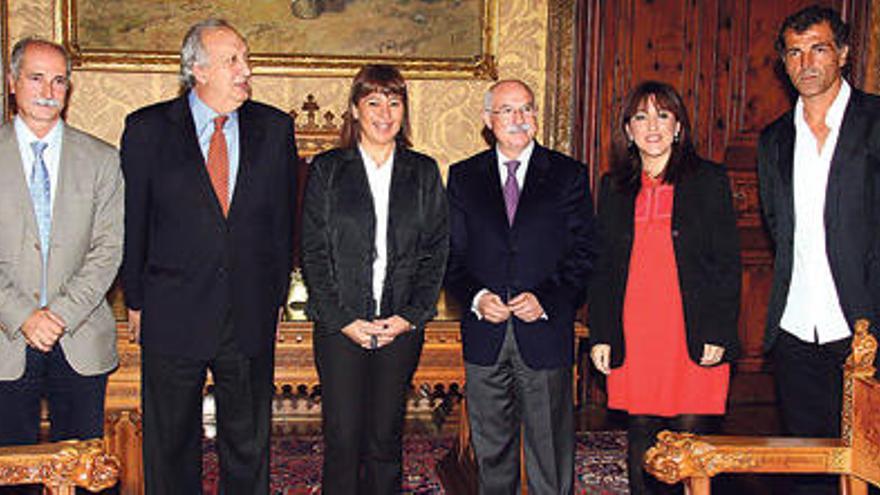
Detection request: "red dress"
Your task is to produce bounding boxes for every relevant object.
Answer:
[607,173,729,416]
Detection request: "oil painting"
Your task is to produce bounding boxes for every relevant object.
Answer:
[60,0,497,78]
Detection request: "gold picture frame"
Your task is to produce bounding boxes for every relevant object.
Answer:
[56,0,498,79]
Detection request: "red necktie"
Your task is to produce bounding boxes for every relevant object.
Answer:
[206,115,229,216]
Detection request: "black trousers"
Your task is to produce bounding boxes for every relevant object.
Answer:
[0,345,107,446]
[773,330,851,495]
[141,319,274,495]
[626,414,715,495]
[314,329,424,495]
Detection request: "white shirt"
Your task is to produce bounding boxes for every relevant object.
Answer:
[15,116,63,212]
[780,80,851,344]
[471,141,544,319]
[495,141,534,191]
[359,145,395,317]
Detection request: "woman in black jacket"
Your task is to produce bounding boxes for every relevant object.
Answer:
[588,81,741,495]
[300,64,449,494]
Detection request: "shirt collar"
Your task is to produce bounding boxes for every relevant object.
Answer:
[188,90,238,135]
[14,115,62,152]
[358,144,395,171]
[496,140,535,167]
[794,79,851,131]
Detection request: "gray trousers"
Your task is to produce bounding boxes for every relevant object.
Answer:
[465,323,574,495]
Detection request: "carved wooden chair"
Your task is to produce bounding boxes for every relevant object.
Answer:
[0,438,120,494]
[645,319,880,495]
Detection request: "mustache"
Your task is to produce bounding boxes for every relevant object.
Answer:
[504,123,533,134]
[34,98,62,108]
[797,68,821,80]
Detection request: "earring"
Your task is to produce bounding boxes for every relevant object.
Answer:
[673,132,680,143]
[626,136,635,148]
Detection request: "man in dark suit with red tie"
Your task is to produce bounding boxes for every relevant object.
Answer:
[120,19,296,494]
[446,79,596,494]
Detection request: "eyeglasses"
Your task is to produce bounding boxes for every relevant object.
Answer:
[488,104,537,119]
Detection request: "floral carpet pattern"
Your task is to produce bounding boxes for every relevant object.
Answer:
[203,430,628,494]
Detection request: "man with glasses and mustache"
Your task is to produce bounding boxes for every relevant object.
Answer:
[758,6,880,495]
[0,37,123,457]
[121,19,296,494]
[446,79,596,494]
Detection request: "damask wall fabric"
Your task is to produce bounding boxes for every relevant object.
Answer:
[8,0,551,176]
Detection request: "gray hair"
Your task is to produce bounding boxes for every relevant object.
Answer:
[9,37,72,82]
[482,79,536,111]
[179,19,241,89]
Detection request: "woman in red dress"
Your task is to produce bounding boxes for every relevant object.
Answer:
[588,81,741,494]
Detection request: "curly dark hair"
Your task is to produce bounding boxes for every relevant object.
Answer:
[774,5,849,55]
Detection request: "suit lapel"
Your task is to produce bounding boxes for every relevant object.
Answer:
[167,95,227,225]
[772,114,797,235]
[386,147,414,270]
[482,149,510,229]
[776,115,796,188]
[513,144,550,229]
[229,101,262,221]
[825,91,863,228]
[52,124,76,246]
[0,125,36,239]
[341,148,376,243]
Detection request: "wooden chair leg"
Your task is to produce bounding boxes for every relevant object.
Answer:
[841,475,868,495]
[46,485,74,495]
[684,476,711,495]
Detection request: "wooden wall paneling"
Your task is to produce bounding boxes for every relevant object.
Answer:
[572,0,601,174]
[580,0,717,178]
[840,0,873,90]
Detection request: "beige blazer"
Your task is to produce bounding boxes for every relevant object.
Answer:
[0,122,123,380]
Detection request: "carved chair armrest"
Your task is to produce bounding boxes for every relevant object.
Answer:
[0,439,120,493]
[645,431,849,485]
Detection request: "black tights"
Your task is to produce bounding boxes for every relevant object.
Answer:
[626,414,717,495]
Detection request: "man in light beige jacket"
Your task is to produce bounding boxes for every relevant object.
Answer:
[0,37,123,447]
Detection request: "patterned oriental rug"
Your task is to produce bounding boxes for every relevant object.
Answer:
[202,430,628,494]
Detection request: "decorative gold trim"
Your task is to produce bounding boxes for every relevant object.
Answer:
[1,0,8,122]
[645,431,758,484]
[847,319,877,378]
[843,319,876,444]
[867,0,880,93]
[544,0,576,154]
[0,439,120,491]
[56,0,499,80]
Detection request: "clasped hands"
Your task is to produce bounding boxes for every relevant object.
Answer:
[21,308,66,352]
[341,315,413,350]
[478,291,544,324]
[590,343,725,375]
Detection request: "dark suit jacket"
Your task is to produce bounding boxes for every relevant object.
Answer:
[588,160,742,368]
[121,94,296,359]
[758,88,880,351]
[446,144,596,370]
[300,147,449,337]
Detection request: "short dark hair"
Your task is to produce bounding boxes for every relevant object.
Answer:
[610,80,698,193]
[339,64,412,149]
[775,5,849,55]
